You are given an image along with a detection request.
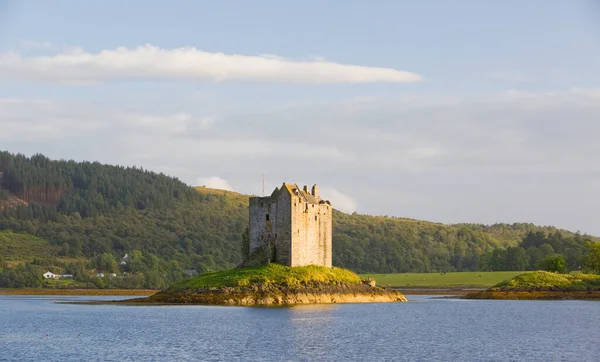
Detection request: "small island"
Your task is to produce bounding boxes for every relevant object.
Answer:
[120,182,407,306]
[464,271,600,300]
[124,263,406,305]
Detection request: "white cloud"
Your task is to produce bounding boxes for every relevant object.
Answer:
[319,188,358,214]
[119,112,217,134]
[0,99,218,141]
[0,44,423,84]
[196,176,234,191]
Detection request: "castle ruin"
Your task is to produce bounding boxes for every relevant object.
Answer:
[245,183,332,268]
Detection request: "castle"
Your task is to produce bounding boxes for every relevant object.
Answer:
[246,183,332,268]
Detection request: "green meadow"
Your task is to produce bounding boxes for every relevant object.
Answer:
[361,271,524,289]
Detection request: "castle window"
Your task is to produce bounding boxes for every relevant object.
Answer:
[315,215,317,221]
[266,214,270,221]
[275,234,278,238]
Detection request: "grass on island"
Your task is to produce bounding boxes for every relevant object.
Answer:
[491,271,600,291]
[168,263,362,291]
[361,271,524,289]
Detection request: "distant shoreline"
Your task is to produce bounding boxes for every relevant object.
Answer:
[397,288,483,295]
[464,290,600,300]
[0,288,158,296]
[0,287,479,297]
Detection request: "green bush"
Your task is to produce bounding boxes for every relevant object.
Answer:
[536,254,567,273]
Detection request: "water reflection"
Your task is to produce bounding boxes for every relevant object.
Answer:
[285,304,338,360]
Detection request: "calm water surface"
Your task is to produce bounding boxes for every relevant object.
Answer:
[0,294,598,361]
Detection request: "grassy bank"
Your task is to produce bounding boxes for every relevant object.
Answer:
[465,271,600,300]
[169,263,362,291]
[490,271,600,291]
[0,288,158,296]
[361,271,523,289]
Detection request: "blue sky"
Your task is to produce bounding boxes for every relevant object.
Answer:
[0,1,599,234]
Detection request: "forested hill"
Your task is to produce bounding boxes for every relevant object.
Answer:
[0,151,596,284]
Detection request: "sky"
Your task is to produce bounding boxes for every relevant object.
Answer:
[0,1,599,235]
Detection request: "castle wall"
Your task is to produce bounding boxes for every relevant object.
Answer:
[289,197,332,267]
[320,203,333,267]
[273,191,292,264]
[249,183,332,268]
[248,197,271,255]
[248,192,291,265]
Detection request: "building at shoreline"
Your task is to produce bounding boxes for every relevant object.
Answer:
[246,183,332,267]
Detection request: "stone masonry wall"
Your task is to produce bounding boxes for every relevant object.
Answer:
[248,192,291,265]
[289,195,332,267]
[249,184,332,268]
[319,203,333,267]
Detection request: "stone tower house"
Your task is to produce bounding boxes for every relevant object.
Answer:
[247,183,332,268]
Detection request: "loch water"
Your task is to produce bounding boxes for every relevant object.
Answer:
[0,295,598,362]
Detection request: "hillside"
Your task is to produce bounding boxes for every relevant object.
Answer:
[196,186,595,273]
[0,230,59,261]
[0,151,597,288]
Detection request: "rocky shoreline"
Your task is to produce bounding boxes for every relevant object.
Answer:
[464,290,600,300]
[121,282,407,306]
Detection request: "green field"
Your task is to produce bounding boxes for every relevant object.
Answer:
[361,271,524,289]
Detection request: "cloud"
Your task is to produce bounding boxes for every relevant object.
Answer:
[0,98,218,141]
[319,188,357,213]
[0,44,423,84]
[196,177,234,191]
[119,112,217,134]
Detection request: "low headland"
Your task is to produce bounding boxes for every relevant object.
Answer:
[120,264,407,306]
[464,271,600,300]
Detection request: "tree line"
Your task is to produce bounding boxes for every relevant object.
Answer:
[0,151,597,289]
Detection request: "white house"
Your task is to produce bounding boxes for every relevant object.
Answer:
[43,271,56,279]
